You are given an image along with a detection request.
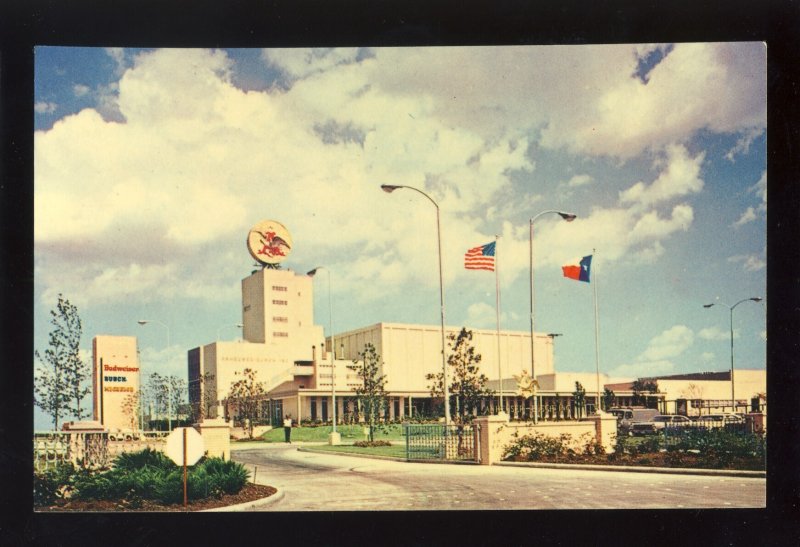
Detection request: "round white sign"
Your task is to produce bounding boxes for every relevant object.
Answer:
[164,427,205,466]
[247,220,293,265]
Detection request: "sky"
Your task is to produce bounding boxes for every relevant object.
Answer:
[33,44,767,428]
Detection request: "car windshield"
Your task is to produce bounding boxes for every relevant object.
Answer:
[653,417,669,422]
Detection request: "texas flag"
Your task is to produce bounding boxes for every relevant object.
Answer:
[562,255,592,283]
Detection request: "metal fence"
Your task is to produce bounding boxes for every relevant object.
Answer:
[403,423,478,463]
[659,418,750,446]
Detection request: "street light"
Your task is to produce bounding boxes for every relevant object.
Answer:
[217,323,244,341]
[703,297,763,413]
[530,210,576,423]
[138,319,172,430]
[307,266,340,444]
[381,183,451,425]
[137,319,170,348]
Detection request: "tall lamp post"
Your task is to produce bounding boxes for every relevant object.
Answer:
[138,319,171,430]
[703,297,763,413]
[381,183,451,425]
[307,266,340,445]
[530,210,576,423]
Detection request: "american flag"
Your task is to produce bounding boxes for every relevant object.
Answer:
[464,241,496,271]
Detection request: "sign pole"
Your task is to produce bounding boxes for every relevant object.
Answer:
[183,427,188,509]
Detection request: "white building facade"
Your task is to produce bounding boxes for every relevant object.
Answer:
[188,266,557,424]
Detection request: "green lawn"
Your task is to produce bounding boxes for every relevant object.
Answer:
[259,423,406,443]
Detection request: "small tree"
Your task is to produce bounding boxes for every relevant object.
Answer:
[602,388,616,411]
[427,328,492,423]
[167,376,187,420]
[34,294,91,429]
[147,372,169,420]
[121,391,141,430]
[572,382,586,419]
[348,344,389,442]
[191,372,217,422]
[228,368,266,439]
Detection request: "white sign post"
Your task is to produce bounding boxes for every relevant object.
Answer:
[165,427,205,508]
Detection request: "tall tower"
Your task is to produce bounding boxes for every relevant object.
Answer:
[241,267,319,351]
[92,335,140,430]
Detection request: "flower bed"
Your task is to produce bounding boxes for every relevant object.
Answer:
[502,430,765,471]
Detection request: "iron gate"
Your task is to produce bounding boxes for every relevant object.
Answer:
[403,423,479,463]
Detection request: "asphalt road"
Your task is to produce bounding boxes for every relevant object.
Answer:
[231,444,766,511]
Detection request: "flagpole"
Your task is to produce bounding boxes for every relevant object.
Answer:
[495,235,503,414]
[592,248,602,413]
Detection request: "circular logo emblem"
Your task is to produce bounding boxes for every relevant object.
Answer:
[247,220,293,265]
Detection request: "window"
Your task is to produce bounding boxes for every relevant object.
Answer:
[272,299,287,305]
[273,332,289,338]
[273,316,288,323]
[272,286,287,292]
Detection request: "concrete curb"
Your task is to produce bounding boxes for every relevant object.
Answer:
[495,461,766,478]
[201,487,284,512]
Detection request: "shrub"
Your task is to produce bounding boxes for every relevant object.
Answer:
[33,462,77,506]
[187,466,224,500]
[353,440,392,447]
[152,470,184,505]
[580,433,605,456]
[69,449,251,505]
[635,437,660,455]
[197,457,249,495]
[74,472,116,500]
[502,432,575,461]
[113,448,175,472]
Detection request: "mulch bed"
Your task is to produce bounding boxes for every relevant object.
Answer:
[36,483,277,512]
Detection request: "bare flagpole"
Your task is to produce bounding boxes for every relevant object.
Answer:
[592,248,602,413]
[495,235,503,414]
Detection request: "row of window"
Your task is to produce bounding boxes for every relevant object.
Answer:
[272,286,287,292]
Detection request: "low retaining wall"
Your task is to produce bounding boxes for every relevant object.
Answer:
[473,412,617,465]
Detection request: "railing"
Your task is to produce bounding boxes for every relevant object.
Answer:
[34,431,170,473]
[403,423,478,463]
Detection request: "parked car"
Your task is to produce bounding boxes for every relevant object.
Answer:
[629,414,692,436]
[695,413,745,429]
[651,415,693,431]
[610,408,660,436]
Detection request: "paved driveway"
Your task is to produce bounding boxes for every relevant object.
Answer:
[232,444,766,511]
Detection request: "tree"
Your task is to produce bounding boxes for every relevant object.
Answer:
[632,379,659,407]
[34,294,91,429]
[147,372,169,420]
[427,328,493,423]
[191,372,217,422]
[228,368,266,439]
[146,372,187,427]
[348,344,389,442]
[121,391,141,430]
[572,382,586,419]
[602,388,616,411]
[167,375,187,420]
